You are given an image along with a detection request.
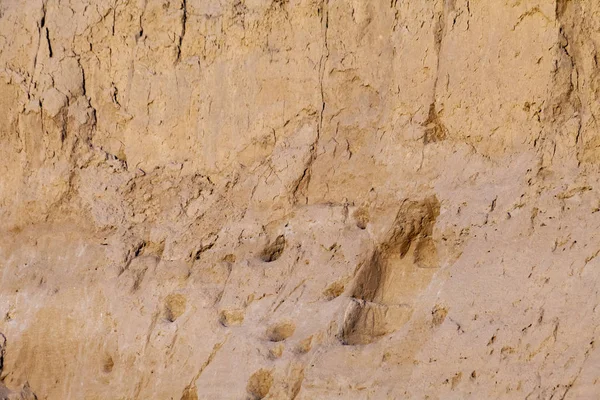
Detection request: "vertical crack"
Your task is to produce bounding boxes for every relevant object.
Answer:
[291,0,329,204]
[537,0,584,167]
[431,1,450,99]
[112,2,117,36]
[391,0,400,32]
[137,0,148,42]
[318,0,329,140]
[0,333,6,374]
[45,26,53,58]
[422,0,452,144]
[76,57,98,136]
[175,0,187,63]
[28,1,47,99]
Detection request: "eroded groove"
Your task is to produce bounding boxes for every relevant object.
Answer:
[260,235,286,262]
[423,0,454,145]
[340,197,440,345]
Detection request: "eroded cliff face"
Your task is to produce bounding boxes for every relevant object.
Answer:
[1,0,600,399]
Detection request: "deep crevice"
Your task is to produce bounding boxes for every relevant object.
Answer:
[175,0,187,63]
[45,27,52,58]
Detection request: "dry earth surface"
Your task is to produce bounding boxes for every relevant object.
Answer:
[1,0,600,399]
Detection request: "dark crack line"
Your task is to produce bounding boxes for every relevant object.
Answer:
[28,1,47,99]
[318,0,329,138]
[137,0,148,41]
[45,26,53,58]
[176,0,187,63]
[291,0,328,204]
